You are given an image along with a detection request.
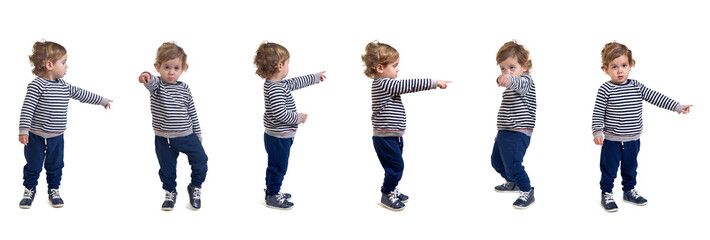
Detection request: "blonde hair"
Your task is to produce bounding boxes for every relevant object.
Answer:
[29,40,67,76]
[601,42,635,70]
[496,40,532,74]
[155,42,188,70]
[254,42,289,79]
[361,41,399,78]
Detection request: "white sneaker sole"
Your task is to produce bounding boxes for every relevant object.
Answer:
[266,204,294,210]
[623,199,647,206]
[380,203,405,211]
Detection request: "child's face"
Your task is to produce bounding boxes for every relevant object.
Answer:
[603,55,631,84]
[47,54,68,80]
[155,58,184,83]
[279,59,290,79]
[377,58,399,79]
[499,56,527,76]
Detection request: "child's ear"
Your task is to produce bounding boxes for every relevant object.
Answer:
[375,64,385,74]
[601,64,607,72]
[154,63,160,71]
[44,60,54,71]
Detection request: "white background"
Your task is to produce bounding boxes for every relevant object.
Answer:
[0,0,707,239]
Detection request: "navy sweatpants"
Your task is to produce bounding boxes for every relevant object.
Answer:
[491,130,532,192]
[373,136,404,193]
[155,133,208,192]
[23,132,64,190]
[264,133,294,195]
[599,139,640,193]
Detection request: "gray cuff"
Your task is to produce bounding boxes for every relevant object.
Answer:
[19,128,29,135]
[296,113,304,124]
[674,104,684,113]
[196,133,203,141]
[100,98,110,107]
[314,73,322,84]
[431,79,438,89]
[593,131,604,138]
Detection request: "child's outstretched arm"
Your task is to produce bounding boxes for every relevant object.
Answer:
[637,81,687,114]
[497,75,533,95]
[283,71,326,91]
[681,105,693,114]
[139,72,160,93]
[380,78,444,96]
[69,84,112,109]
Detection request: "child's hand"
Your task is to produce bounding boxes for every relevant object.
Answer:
[594,136,604,146]
[302,113,308,123]
[318,71,327,82]
[105,100,113,110]
[497,75,509,87]
[139,72,151,84]
[681,105,693,114]
[437,80,452,89]
[19,135,28,146]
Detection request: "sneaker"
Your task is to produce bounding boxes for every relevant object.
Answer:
[380,191,405,211]
[187,184,201,210]
[19,188,36,209]
[48,189,64,208]
[161,190,177,211]
[623,189,648,206]
[393,189,409,203]
[263,189,291,201]
[494,181,520,192]
[601,192,618,212]
[266,193,294,210]
[512,188,535,209]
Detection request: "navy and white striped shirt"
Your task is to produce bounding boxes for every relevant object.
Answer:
[497,75,536,136]
[371,78,437,137]
[592,79,682,142]
[144,75,202,139]
[19,77,109,138]
[263,73,320,138]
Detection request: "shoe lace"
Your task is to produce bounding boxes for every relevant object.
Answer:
[518,191,530,201]
[192,187,201,200]
[23,188,34,199]
[387,191,400,203]
[603,192,615,204]
[629,189,641,199]
[393,189,402,198]
[276,193,286,204]
[164,191,176,202]
[49,189,61,199]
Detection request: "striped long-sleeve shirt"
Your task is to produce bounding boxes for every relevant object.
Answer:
[497,75,536,136]
[592,79,683,142]
[371,78,438,137]
[19,77,109,138]
[144,75,202,139]
[263,73,321,138]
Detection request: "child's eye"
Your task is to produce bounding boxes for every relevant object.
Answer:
[622,64,627,68]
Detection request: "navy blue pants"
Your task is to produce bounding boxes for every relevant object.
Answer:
[491,130,532,192]
[373,136,404,193]
[155,133,208,192]
[23,132,64,190]
[264,133,294,195]
[600,139,640,193]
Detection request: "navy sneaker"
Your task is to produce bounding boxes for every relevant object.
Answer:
[266,193,294,210]
[187,184,201,210]
[380,191,405,211]
[512,188,535,209]
[48,189,64,208]
[623,189,648,206]
[19,188,35,209]
[393,189,409,203]
[601,192,618,212]
[263,189,291,201]
[494,181,520,192]
[161,190,177,211]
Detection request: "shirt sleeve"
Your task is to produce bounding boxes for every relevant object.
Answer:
[282,73,321,92]
[591,85,608,138]
[636,81,683,113]
[19,81,41,135]
[504,75,534,96]
[381,78,436,96]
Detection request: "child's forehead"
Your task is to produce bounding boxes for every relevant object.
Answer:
[160,58,184,66]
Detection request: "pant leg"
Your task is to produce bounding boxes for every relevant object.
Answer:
[497,131,532,192]
[264,133,293,195]
[620,139,641,191]
[170,134,208,188]
[372,136,405,193]
[44,134,65,190]
[490,133,509,181]
[155,136,180,192]
[23,132,47,190]
[600,139,622,193]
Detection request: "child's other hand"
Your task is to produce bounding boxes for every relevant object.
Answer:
[318,71,327,82]
[105,100,113,110]
[19,135,28,146]
[139,72,151,84]
[681,105,693,114]
[594,136,604,146]
[497,75,509,87]
[437,80,452,89]
[302,113,308,123]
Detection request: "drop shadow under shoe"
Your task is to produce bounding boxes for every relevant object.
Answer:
[263,189,291,202]
[187,184,201,210]
[266,193,294,210]
[380,191,405,211]
[161,190,177,211]
[513,188,535,209]
[48,189,64,208]
[495,181,520,192]
[623,189,648,206]
[601,192,618,212]
[19,188,36,209]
